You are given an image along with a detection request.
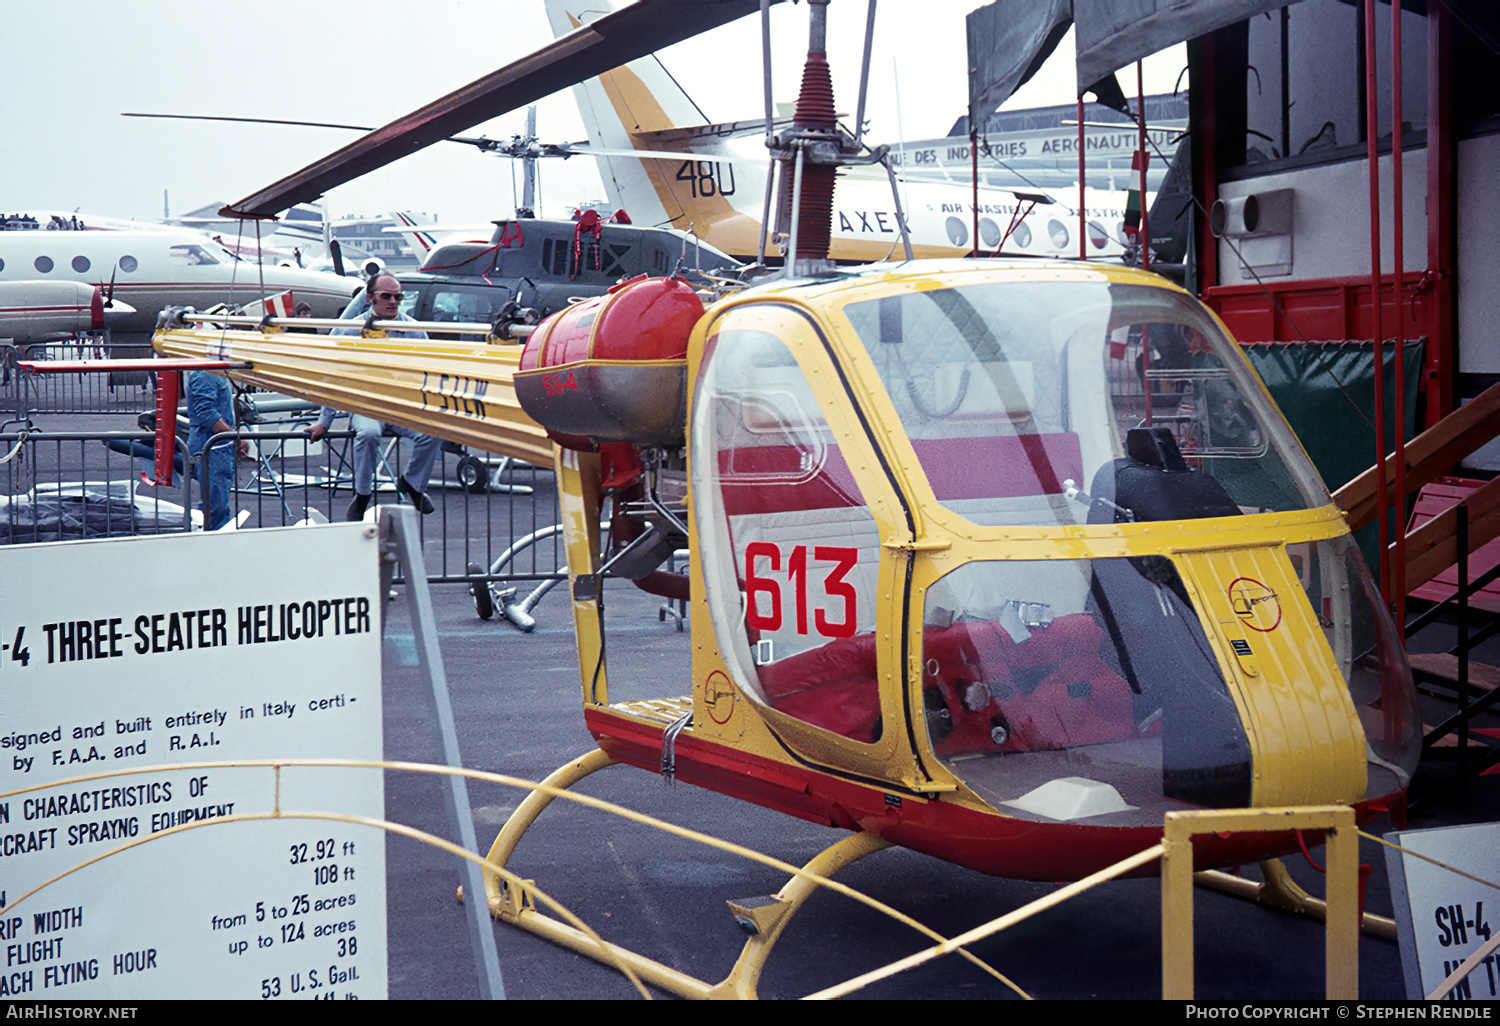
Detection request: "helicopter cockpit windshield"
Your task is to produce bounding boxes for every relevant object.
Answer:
[691,270,1420,829]
[841,280,1327,527]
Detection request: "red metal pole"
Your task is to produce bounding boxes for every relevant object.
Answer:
[1365,0,1389,606]
[1426,0,1454,424]
[1078,96,1086,260]
[971,129,980,258]
[150,370,181,488]
[1138,61,1149,273]
[1391,0,1406,635]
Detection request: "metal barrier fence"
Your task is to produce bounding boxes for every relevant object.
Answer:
[2,339,156,417]
[0,430,194,543]
[227,424,567,585]
[0,419,568,596]
[0,337,576,626]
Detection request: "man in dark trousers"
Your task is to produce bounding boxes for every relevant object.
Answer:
[305,273,440,521]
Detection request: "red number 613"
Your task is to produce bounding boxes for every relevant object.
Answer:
[744,542,859,639]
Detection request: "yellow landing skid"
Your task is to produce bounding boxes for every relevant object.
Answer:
[1196,859,1397,940]
[153,323,555,466]
[479,748,892,1000]
[471,751,1380,999]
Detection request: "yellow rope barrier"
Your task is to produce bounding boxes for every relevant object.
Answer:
[27,763,1477,998]
[25,764,1500,999]
[1356,827,1500,893]
[0,808,655,1000]
[804,844,1164,1000]
[1428,932,1500,1000]
[0,758,1028,999]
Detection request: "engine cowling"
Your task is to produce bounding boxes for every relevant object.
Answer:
[515,274,704,450]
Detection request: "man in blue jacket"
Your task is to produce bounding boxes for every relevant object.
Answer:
[186,370,249,530]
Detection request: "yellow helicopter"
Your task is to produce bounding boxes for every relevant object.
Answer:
[151,0,1421,996]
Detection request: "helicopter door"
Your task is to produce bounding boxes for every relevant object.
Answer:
[691,323,908,771]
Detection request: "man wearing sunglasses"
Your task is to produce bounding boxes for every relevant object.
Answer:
[306,272,442,521]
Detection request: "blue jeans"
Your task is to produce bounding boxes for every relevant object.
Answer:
[189,433,235,530]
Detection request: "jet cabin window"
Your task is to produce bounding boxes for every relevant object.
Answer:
[692,328,885,745]
[168,244,220,266]
[840,280,1327,529]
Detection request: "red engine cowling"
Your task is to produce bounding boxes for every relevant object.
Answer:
[515,274,704,450]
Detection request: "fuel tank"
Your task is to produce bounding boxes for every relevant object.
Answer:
[514,274,703,450]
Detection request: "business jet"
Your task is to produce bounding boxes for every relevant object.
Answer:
[0,228,362,336]
[168,200,339,268]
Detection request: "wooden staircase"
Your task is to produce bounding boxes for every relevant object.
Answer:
[1333,381,1500,593]
[1332,382,1500,791]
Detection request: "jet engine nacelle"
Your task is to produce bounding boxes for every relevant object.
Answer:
[515,274,704,450]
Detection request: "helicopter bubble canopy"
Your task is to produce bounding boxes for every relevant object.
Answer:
[838,277,1329,527]
[689,264,1420,842]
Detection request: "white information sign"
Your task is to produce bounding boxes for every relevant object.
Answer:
[1385,821,1500,1000]
[0,525,386,999]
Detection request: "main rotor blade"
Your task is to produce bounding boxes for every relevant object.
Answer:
[124,112,377,133]
[222,0,772,220]
[122,111,506,153]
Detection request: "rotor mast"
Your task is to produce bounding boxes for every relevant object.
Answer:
[766,0,910,277]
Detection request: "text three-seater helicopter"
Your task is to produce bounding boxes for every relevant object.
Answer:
[150,0,1422,996]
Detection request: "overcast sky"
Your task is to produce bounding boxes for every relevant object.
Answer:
[3,1,1187,226]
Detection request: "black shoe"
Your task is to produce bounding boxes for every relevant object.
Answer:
[346,493,371,521]
[400,476,434,514]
